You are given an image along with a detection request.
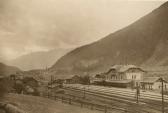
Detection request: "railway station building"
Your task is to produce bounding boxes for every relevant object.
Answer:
[93,65,146,88]
[105,65,146,87]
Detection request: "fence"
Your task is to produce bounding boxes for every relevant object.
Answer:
[42,92,150,113]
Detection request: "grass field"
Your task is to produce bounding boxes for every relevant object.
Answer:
[2,93,102,113]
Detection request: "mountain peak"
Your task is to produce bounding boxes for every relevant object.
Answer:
[51,2,168,77]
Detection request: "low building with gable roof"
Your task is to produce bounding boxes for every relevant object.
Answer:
[140,77,168,90]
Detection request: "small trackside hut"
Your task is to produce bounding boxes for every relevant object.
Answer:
[140,77,168,90]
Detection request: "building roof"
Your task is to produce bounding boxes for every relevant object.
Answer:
[63,75,80,79]
[109,65,143,73]
[141,77,168,83]
[105,80,132,84]
[48,84,60,88]
[0,76,5,79]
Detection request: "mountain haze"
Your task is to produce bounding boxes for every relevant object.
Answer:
[8,48,73,71]
[0,63,21,76]
[51,2,168,76]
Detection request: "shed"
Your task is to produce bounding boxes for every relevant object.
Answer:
[64,75,81,84]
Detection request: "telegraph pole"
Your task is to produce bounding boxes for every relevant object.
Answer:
[136,82,140,104]
[161,78,165,113]
[83,87,86,99]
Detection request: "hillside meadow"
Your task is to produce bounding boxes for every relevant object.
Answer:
[2,94,101,113]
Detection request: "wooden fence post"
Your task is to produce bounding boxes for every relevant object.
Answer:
[48,92,49,98]
[72,96,75,100]
[55,96,57,100]
[69,98,71,104]
[90,104,93,110]
[81,102,83,108]
[104,105,107,113]
[62,96,63,103]
[125,109,127,113]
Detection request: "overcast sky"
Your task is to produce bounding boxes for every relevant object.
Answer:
[0,0,165,60]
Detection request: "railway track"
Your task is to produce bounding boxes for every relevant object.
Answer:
[67,84,168,101]
[83,85,168,105]
[63,84,168,113]
[63,87,150,113]
[90,85,168,101]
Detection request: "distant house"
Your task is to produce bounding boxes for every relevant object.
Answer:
[22,77,39,88]
[140,77,168,90]
[0,76,5,80]
[104,65,146,88]
[10,74,24,81]
[48,79,63,90]
[64,75,81,84]
[50,79,64,85]
[10,74,16,80]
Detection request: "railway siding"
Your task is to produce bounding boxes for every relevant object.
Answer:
[63,84,168,113]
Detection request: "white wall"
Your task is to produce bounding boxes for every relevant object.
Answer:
[126,72,142,80]
[153,82,168,90]
[153,82,161,90]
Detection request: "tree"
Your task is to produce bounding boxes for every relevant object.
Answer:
[0,78,13,99]
[0,81,8,97]
[14,83,24,94]
[80,75,90,85]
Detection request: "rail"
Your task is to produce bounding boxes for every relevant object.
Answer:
[42,93,130,113]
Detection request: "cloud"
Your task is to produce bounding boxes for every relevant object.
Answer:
[0,0,164,60]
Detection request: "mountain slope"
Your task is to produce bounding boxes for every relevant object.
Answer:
[7,48,73,71]
[51,2,168,76]
[0,63,21,76]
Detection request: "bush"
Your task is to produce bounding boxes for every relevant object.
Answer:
[32,88,40,96]
[0,82,8,97]
[0,78,14,100]
[14,83,24,94]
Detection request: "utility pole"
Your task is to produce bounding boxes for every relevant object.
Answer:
[83,87,86,99]
[50,75,53,83]
[161,78,165,113]
[136,82,140,104]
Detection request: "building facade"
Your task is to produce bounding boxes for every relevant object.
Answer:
[104,65,146,88]
[106,65,145,80]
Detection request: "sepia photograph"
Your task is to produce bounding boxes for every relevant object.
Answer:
[0,0,168,113]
